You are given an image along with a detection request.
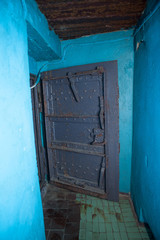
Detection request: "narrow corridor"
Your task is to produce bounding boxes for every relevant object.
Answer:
[43,184,154,240]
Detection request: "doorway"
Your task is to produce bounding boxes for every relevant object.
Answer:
[31,61,119,202]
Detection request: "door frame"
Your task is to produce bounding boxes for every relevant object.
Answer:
[30,74,49,188]
[41,61,119,202]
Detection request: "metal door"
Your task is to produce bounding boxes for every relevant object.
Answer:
[41,61,119,201]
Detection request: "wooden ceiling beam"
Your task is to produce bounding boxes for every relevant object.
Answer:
[36,0,146,40]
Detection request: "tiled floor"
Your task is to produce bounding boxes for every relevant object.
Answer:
[43,185,80,240]
[42,184,154,240]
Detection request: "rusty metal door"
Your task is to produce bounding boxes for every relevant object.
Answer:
[41,61,119,201]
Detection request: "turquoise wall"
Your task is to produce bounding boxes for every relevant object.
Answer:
[38,30,134,193]
[0,1,45,239]
[29,56,37,74]
[131,1,160,239]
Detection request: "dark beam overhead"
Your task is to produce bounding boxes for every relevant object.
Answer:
[36,0,146,40]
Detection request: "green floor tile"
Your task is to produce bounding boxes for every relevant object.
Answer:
[99,232,107,240]
[86,199,92,205]
[86,210,92,221]
[79,229,86,239]
[86,221,92,232]
[104,206,109,213]
[99,222,106,233]
[86,231,92,240]
[97,199,103,208]
[108,201,114,206]
[99,215,105,223]
[77,194,152,240]
[80,215,86,222]
[121,205,131,209]
[122,212,134,217]
[103,200,108,207]
[92,214,99,223]
[125,222,138,228]
[93,221,99,232]
[92,199,97,206]
[106,232,114,240]
[115,206,121,213]
[109,206,115,213]
[110,214,117,223]
[86,206,92,213]
[104,213,111,222]
[140,232,151,239]
[138,227,148,233]
[118,222,126,232]
[112,221,119,232]
[126,226,140,233]
[122,208,133,213]
[128,232,141,239]
[124,216,136,222]
[113,232,122,240]
[80,220,86,229]
[105,223,113,232]
[93,232,100,240]
[120,231,128,240]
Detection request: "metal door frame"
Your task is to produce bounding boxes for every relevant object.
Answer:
[41,61,119,201]
[30,74,49,188]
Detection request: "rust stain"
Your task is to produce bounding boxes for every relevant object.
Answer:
[80,203,92,215]
[115,212,123,222]
[96,207,107,221]
[64,171,69,177]
[92,213,97,219]
[97,133,102,137]
[36,0,146,40]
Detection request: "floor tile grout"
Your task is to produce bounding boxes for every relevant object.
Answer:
[43,184,154,240]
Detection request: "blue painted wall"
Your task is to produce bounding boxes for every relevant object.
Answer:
[29,56,37,75]
[38,30,134,193]
[0,1,45,239]
[131,1,160,239]
[25,0,61,61]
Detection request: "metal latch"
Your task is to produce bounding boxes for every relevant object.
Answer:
[67,72,80,102]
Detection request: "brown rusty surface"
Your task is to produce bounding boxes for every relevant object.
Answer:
[52,180,108,199]
[36,0,146,40]
[43,184,80,240]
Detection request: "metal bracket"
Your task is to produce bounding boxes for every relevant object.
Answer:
[91,128,105,145]
[97,66,104,74]
[67,72,80,102]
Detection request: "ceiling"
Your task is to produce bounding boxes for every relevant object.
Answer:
[36,0,146,40]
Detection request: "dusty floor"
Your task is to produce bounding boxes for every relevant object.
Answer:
[42,184,154,240]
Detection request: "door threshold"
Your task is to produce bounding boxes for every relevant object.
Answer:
[50,179,107,199]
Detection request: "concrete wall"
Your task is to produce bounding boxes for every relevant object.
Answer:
[131,1,160,239]
[38,30,134,193]
[0,1,45,239]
